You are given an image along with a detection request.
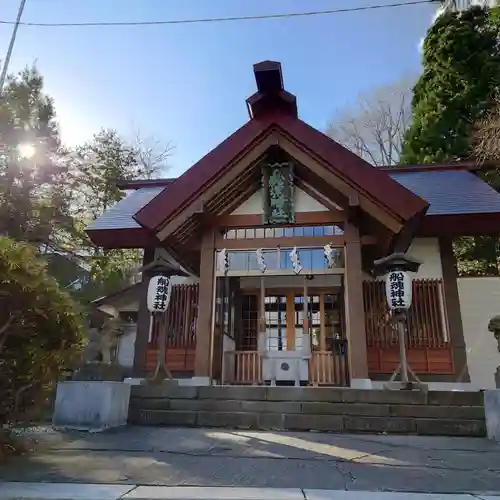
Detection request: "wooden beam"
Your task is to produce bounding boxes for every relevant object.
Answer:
[344,221,369,382]
[439,237,470,383]
[216,211,344,228]
[215,235,345,250]
[132,247,156,377]
[319,292,326,351]
[194,228,216,378]
[286,291,295,350]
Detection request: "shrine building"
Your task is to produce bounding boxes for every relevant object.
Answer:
[87,61,500,390]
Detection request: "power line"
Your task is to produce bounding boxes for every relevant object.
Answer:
[0,0,27,92]
[0,0,434,28]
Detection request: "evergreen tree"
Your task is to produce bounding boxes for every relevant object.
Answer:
[0,66,74,252]
[70,129,143,303]
[401,6,500,276]
[401,6,500,164]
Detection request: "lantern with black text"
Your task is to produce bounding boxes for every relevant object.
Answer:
[385,270,412,310]
[147,275,172,313]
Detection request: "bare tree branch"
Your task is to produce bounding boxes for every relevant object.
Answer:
[0,312,19,355]
[133,128,175,179]
[472,96,500,162]
[327,76,415,166]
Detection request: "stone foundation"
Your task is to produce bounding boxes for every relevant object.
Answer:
[129,386,486,437]
[53,381,130,432]
[485,389,500,442]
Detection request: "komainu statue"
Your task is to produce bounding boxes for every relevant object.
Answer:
[74,316,126,381]
[487,315,500,388]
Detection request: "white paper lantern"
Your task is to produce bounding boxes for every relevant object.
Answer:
[385,270,412,310]
[147,275,172,313]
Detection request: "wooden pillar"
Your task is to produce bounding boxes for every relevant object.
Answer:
[286,292,296,350]
[319,292,326,351]
[344,221,369,382]
[194,228,216,379]
[439,237,470,382]
[132,247,155,377]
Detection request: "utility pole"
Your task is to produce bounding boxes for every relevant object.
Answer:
[0,0,27,92]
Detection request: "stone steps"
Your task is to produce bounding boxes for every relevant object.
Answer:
[129,386,486,437]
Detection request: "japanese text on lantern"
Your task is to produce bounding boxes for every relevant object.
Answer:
[385,271,412,310]
[147,275,172,313]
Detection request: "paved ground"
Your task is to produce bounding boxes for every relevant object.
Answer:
[1,426,500,495]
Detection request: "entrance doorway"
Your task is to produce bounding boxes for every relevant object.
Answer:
[220,287,349,386]
[238,291,346,353]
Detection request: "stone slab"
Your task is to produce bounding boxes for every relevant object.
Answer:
[343,415,416,433]
[427,390,483,407]
[123,486,304,499]
[198,386,267,401]
[52,381,130,432]
[0,484,496,500]
[197,410,259,428]
[415,418,486,437]
[485,389,500,442]
[284,413,344,431]
[132,409,197,426]
[131,385,198,399]
[265,387,344,402]
[0,482,134,500]
[304,492,482,500]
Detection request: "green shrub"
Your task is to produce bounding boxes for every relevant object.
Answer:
[0,237,84,428]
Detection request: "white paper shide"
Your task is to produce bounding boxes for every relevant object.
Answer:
[385,270,412,310]
[147,275,172,313]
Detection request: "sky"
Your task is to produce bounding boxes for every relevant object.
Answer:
[0,0,438,177]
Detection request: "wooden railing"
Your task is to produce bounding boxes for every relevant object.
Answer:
[222,351,262,385]
[150,283,198,349]
[147,283,199,374]
[222,350,350,386]
[309,349,349,386]
[363,279,453,374]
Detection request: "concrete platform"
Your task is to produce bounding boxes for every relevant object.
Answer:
[2,426,500,494]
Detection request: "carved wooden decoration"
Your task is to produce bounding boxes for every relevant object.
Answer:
[262,161,295,225]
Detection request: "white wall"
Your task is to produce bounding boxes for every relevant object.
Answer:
[231,188,332,215]
[363,238,443,282]
[117,324,137,368]
[407,238,443,279]
[458,277,500,389]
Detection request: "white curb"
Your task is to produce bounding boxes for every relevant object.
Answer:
[0,483,498,500]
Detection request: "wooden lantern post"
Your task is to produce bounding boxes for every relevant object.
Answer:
[142,256,188,385]
[373,252,427,391]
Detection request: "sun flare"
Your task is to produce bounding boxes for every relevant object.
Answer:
[17,143,36,159]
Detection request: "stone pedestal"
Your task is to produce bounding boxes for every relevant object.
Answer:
[52,381,130,432]
[484,389,500,442]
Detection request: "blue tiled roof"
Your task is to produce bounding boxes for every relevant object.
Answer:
[86,170,500,232]
[388,169,500,216]
[86,186,166,230]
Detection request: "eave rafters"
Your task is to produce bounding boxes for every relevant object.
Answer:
[169,164,262,246]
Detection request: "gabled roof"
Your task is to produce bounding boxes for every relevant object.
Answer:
[134,61,428,234]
